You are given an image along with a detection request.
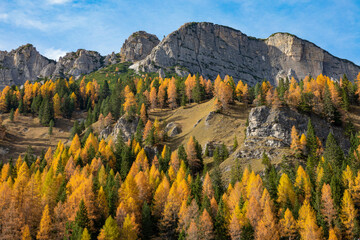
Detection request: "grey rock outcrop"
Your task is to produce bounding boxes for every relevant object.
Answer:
[0,44,55,88]
[111,115,139,141]
[203,141,224,157]
[131,22,360,85]
[234,106,349,161]
[120,31,160,62]
[104,52,121,66]
[165,122,181,137]
[52,49,103,79]
[246,106,349,149]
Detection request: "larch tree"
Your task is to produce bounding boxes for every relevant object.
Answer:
[229,212,242,240]
[246,196,262,228]
[255,199,279,240]
[123,85,137,117]
[300,213,322,240]
[280,208,297,239]
[186,136,202,175]
[98,216,120,240]
[328,228,339,240]
[277,173,296,207]
[150,87,157,109]
[167,78,177,109]
[120,214,138,240]
[37,205,52,240]
[290,125,301,152]
[341,189,357,239]
[81,228,91,240]
[321,183,336,227]
[53,93,61,117]
[199,209,214,240]
[140,103,147,124]
[203,172,215,200]
[21,225,31,240]
[187,219,199,240]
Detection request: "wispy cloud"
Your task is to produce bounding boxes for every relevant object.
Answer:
[0,13,8,21]
[43,48,67,60]
[47,0,72,5]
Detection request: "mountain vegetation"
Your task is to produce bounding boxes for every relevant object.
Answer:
[1,64,360,240]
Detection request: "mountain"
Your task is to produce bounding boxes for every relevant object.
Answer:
[0,44,56,88]
[131,22,360,84]
[1,22,360,88]
[0,31,159,88]
[120,31,160,62]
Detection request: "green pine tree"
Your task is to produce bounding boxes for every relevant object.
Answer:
[49,119,54,135]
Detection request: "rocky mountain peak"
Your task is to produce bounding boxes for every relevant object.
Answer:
[131,22,360,85]
[120,31,159,62]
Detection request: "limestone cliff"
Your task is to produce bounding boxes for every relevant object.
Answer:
[120,31,160,62]
[51,49,103,79]
[131,22,360,85]
[0,44,55,88]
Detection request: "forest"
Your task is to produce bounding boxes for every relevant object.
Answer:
[1,69,360,240]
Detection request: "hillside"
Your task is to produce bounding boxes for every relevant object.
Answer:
[0,67,360,239]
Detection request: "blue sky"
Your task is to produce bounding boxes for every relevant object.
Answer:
[0,0,359,65]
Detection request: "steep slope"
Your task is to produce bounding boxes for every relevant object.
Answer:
[131,22,360,85]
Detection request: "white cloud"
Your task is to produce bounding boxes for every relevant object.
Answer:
[43,48,67,61]
[47,0,72,4]
[0,13,8,21]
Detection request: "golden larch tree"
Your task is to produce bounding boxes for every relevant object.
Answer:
[167,78,177,109]
[279,208,297,239]
[341,189,357,239]
[198,209,214,240]
[123,85,137,116]
[321,183,336,227]
[37,205,52,240]
[255,199,279,240]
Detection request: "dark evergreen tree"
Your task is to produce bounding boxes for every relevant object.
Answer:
[135,118,144,143]
[49,119,54,135]
[39,97,54,126]
[9,108,14,121]
[215,199,229,240]
[141,202,153,240]
[101,80,111,100]
[323,132,344,171]
[323,84,341,125]
[75,199,90,230]
[230,158,242,186]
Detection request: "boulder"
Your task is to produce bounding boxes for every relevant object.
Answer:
[205,111,215,126]
[165,122,181,137]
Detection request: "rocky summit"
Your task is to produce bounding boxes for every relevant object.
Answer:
[131,22,360,85]
[1,22,360,88]
[120,31,160,62]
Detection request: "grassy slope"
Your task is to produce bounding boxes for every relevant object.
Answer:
[0,114,74,161]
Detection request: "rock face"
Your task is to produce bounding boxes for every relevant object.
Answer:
[52,49,103,79]
[0,44,56,88]
[242,106,349,157]
[120,31,160,62]
[131,22,360,85]
[111,115,139,141]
